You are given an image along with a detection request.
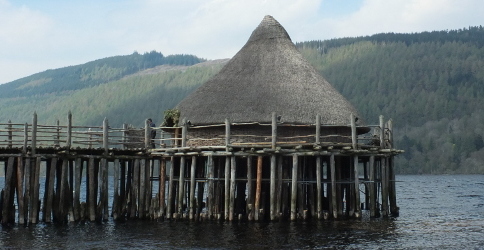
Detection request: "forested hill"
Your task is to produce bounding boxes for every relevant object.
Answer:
[0,51,205,98]
[296,26,484,174]
[1,27,483,174]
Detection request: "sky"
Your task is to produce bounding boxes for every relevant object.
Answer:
[1,0,483,84]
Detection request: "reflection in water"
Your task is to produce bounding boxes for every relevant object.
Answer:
[0,175,483,249]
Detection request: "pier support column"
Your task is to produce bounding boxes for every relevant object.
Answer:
[290,154,298,221]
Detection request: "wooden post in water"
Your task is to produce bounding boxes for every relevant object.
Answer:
[16,157,25,224]
[255,156,262,221]
[2,157,15,225]
[316,156,322,219]
[229,156,236,221]
[290,154,298,221]
[30,157,41,223]
[387,119,398,216]
[189,156,196,220]
[177,156,186,217]
[270,113,277,220]
[32,112,37,155]
[369,155,376,217]
[224,119,230,220]
[67,111,72,149]
[159,158,166,218]
[330,154,337,219]
[353,155,361,218]
[247,156,254,221]
[207,155,214,219]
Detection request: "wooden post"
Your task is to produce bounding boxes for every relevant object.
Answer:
[255,156,262,221]
[246,156,254,221]
[225,118,230,147]
[381,157,389,217]
[271,112,277,149]
[112,159,120,220]
[229,156,236,221]
[182,118,187,147]
[369,155,376,217]
[58,159,69,222]
[330,154,337,219]
[44,158,56,223]
[23,158,31,223]
[159,158,166,218]
[316,156,322,219]
[315,114,321,144]
[353,155,361,218]
[379,115,385,149]
[2,157,15,225]
[73,158,81,221]
[224,156,230,220]
[101,158,109,221]
[30,157,41,223]
[122,124,128,149]
[167,157,175,219]
[351,114,357,149]
[55,120,60,147]
[31,112,37,155]
[139,159,146,219]
[131,159,140,219]
[276,155,283,219]
[270,154,276,220]
[189,156,196,220]
[16,157,25,224]
[177,156,186,216]
[88,157,96,221]
[207,155,214,219]
[67,111,72,149]
[103,118,109,154]
[387,119,398,216]
[23,123,28,153]
[290,154,298,221]
[7,120,12,148]
[145,119,150,149]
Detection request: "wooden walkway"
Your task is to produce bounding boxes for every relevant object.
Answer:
[0,113,402,225]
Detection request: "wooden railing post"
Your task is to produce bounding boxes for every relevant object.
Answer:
[271,112,277,149]
[379,115,385,149]
[55,120,60,147]
[67,111,72,149]
[145,119,150,149]
[7,120,12,148]
[32,112,37,155]
[225,118,230,147]
[23,123,28,154]
[182,118,187,148]
[122,124,128,150]
[103,118,109,154]
[315,114,321,144]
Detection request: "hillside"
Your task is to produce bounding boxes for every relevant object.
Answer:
[1,26,483,174]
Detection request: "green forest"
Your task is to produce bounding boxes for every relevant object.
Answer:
[1,27,483,174]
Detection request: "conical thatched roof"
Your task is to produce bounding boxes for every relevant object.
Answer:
[177,15,363,126]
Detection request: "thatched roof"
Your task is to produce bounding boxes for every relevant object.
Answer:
[176,15,364,126]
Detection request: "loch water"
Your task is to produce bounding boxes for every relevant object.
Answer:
[0,175,483,249]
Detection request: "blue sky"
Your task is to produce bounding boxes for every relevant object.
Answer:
[1,0,483,84]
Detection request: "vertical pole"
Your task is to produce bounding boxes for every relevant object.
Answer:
[167,157,174,219]
[31,157,41,223]
[2,157,15,224]
[159,158,166,218]
[16,157,25,224]
[103,118,109,154]
[122,124,128,149]
[369,155,376,217]
[354,155,361,218]
[229,156,236,221]
[255,156,262,221]
[315,115,321,144]
[7,120,12,148]
[189,156,196,220]
[271,112,277,149]
[225,119,230,147]
[88,158,96,221]
[182,118,187,148]
[330,154,337,219]
[276,155,283,219]
[23,123,28,154]
[381,157,389,217]
[138,159,146,219]
[246,156,254,221]
[290,154,298,221]
[145,119,150,149]
[388,119,398,216]
[177,156,186,216]
[67,111,72,149]
[224,156,230,220]
[32,112,37,155]
[207,155,214,219]
[379,115,385,149]
[270,154,276,220]
[55,120,60,147]
[316,156,322,219]
[351,114,357,149]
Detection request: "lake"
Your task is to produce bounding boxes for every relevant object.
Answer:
[0,175,483,249]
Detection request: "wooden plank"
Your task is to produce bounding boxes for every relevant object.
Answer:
[290,154,298,221]
[255,156,262,221]
[16,157,25,224]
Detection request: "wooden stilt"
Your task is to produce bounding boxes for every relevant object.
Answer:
[189,156,196,220]
[112,158,120,220]
[30,157,41,224]
[354,155,361,218]
[2,157,15,225]
[381,157,389,217]
[276,155,283,220]
[224,156,230,220]
[74,158,82,221]
[369,155,376,217]
[131,159,140,219]
[88,157,96,221]
[247,156,254,221]
[255,156,262,221]
[290,154,298,221]
[159,158,166,218]
[207,155,214,219]
[16,157,25,224]
[330,154,337,219]
[177,156,186,217]
[139,159,146,219]
[167,157,175,219]
[270,154,276,221]
[229,156,236,221]
[316,156,322,219]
